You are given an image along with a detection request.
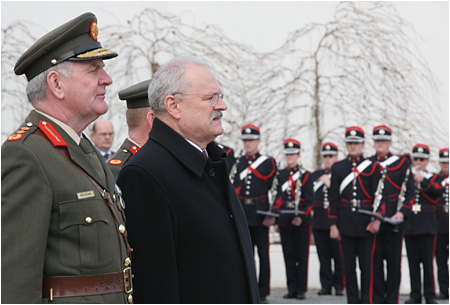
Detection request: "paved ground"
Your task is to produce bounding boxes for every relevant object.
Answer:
[267,288,449,304]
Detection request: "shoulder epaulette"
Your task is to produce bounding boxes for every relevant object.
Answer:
[129,145,139,155]
[7,122,37,142]
[38,120,67,147]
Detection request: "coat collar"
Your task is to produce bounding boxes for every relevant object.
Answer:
[149,118,226,177]
[26,110,115,191]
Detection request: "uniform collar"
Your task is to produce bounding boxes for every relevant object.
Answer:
[376,151,392,161]
[347,154,363,163]
[35,110,81,144]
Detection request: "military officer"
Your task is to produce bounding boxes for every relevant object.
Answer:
[272,139,313,300]
[435,148,449,300]
[107,79,154,180]
[231,124,277,303]
[328,126,382,304]
[311,142,344,297]
[405,144,444,304]
[1,13,133,303]
[369,125,415,304]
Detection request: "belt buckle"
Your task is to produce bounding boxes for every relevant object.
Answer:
[123,267,133,294]
[244,198,253,205]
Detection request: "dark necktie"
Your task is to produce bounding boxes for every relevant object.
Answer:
[79,137,106,183]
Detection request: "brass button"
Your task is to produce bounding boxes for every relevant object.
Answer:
[123,149,128,153]
[124,257,131,267]
[119,224,126,234]
[127,294,133,303]
[132,146,137,150]
[85,217,93,224]
[26,122,33,127]
[42,121,47,126]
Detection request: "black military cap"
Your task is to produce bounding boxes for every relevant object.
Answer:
[439,148,449,163]
[373,125,392,141]
[412,144,430,159]
[283,138,301,155]
[241,124,260,140]
[345,126,365,143]
[14,12,117,81]
[321,142,338,156]
[118,79,152,109]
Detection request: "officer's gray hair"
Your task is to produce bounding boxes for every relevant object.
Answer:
[148,57,211,115]
[26,61,72,105]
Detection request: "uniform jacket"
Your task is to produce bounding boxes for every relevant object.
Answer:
[406,172,444,236]
[1,110,129,303]
[328,155,382,237]
[436,173,449,234]
[311,169,331,230]
[369,153,415,231]
[107,138,140,181]
[233,152,277,226]
[273,165,313,228]
[117,118,260,304]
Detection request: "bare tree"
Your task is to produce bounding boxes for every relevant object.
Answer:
[2,2,447,171]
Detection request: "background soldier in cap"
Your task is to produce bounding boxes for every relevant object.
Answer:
[328,126,382,304]
[311,142,344,297]
[1,13,133,303]
[90,118,115,160]
[435,148,449,300]
[404,144,444,304]
[231,124,277,303]
[117,57,260,303]
[107,79,154,180]
[217,142,237,169]
[369,125,415,304]
[272,139,313,300]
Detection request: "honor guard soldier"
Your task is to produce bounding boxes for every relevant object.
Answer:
[405,144,444,304]
[311,142,344,297]
[1,13,133,303]
[369,125,415,304]
[435,148,449,300]
[272,139,313,300]
[107,79,154,180]
[328,126,382,304]
[231,124,277,303]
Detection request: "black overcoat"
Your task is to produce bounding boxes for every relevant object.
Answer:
[117,118,259,304]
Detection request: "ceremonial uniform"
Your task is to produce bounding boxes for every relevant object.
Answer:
[328,126,382,304]
[1,13,132,303]
[435,148,449,300]
[405,144,444,304]
[232,125,277,300]
[271,139,313,299]
[311,142,344,296]
[369,126,415,304]
[107,79,152,180]
[2,111,132,303]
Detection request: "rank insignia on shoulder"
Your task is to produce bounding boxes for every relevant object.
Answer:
[130,145,139,155]
[109,159,123,165]
[38,121,67,147]
[7,133,23,141]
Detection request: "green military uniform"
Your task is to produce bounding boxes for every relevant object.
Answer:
[1,12,132,303]
[107,79,152,181]
[108,138,140,180]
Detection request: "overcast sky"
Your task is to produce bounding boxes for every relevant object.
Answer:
[1,1,449,126]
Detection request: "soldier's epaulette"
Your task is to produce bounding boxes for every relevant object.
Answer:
[37,120,67,147]
[7,122,38,142]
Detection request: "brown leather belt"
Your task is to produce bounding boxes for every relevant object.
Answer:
[42,268,132,300]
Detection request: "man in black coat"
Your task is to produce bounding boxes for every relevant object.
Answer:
[369,125,415,304]
[311,142,344,297]
[117,57,259,303]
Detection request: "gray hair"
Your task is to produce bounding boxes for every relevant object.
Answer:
[26,61,72,105]
[148,57,211,115]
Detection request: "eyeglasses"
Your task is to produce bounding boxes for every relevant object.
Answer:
[97,132,114,137]
[173,93,224,107]
[413,158,426,162]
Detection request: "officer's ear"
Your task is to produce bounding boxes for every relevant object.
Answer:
[164,94,181,120]
[46,70,65,100]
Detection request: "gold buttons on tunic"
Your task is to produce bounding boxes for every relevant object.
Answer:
[124,257,131,267]
[127,294,133,303]
[119,224,126,234]
[85,217,93,224]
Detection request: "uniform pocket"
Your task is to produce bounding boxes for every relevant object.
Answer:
[59,198,113,268]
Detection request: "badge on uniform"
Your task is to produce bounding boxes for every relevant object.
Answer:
[115,184,126,210]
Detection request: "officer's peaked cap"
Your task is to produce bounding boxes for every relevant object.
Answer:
[345,126,365,143]
[14,12,117,81]
[283,138,301,155]
[321,142,338,156]
[373,125,392,141]
[412,144,430,159]
[241,124,260,140]
[439,148,449,163]
[119,79,152,109]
